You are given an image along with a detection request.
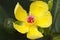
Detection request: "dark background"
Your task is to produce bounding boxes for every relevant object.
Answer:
[0,0,31,40]
[0,0,31,18]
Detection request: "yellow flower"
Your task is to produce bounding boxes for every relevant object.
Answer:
[13,1,52,39]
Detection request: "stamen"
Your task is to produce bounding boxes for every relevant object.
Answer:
[27,15,34,23]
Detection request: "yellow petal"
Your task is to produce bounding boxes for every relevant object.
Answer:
[37,11,52,28]
[27,27,43,39]
[29,1,48,17]
[13,22,29,34]
[14,2,27,21]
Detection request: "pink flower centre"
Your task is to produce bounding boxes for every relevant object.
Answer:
[27,15,34,23]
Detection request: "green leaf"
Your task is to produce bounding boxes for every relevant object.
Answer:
[51,0,60,33]
[53,35,60,40]
[54,0,60,33]
[55,13,60,33]
[38,26,51,35]
[48,0,53,11]
[14,21,23,25]
[38,26,44,33]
